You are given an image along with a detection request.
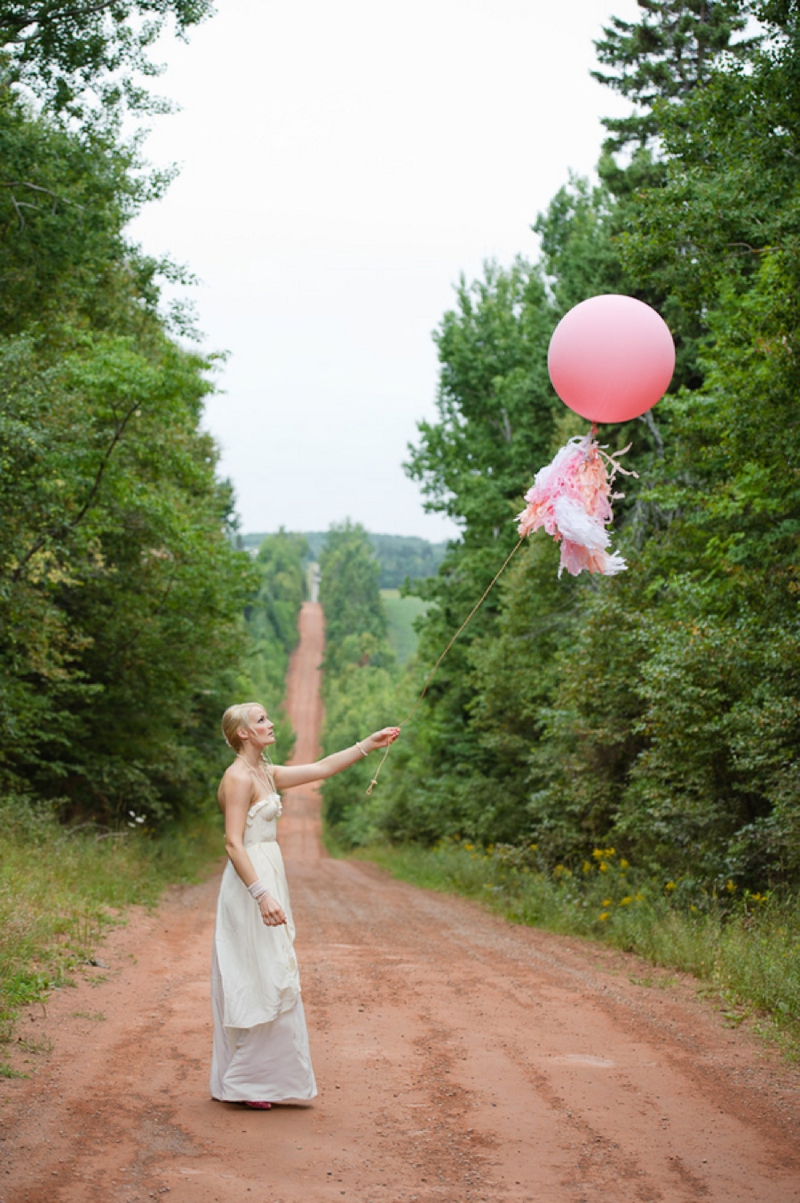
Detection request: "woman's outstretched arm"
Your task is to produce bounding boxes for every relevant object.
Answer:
[272,727,399,791]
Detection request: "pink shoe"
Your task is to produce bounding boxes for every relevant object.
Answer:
[244,1101,272,1110]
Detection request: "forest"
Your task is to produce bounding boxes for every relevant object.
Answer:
[240,530,449,590]
[0,2,308,828]
[318,0,800,903]
[1,0,797,898]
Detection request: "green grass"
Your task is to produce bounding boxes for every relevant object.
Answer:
[0,795,222,1070]
[381,590,428,666]
[350,837,800,1057]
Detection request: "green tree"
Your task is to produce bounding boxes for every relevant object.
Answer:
[317,521,398,845]
[526,0,800,883]
[319,521,392,676]
[0,0,213,115]
[385,0,800,896]
[376,263,562,844]
[0,9,288,832]
[592,0,750,155]
[407,259,558,539]
[254,528,308,654]
[238,531,308,764]
[0,321,255,822]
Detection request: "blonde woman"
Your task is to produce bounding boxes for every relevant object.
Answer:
[211,701,399,1109]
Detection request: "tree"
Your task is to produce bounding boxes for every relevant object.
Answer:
[384,0,800,892]
[0,8,282,830]
[255,529,308,654]
[317,521,397,845]
[319,521,392,676]
[0,0,213,115]
[407,259,558,541]
[592,0,750,155]
[0,320,256,822]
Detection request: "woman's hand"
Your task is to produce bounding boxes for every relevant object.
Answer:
[258,893,287,927]
[363,727,401,752]
[272,727,401,791]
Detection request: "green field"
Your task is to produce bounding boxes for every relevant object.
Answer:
[381,590,428,665]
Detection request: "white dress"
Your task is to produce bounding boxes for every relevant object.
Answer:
[210,793,317,1102]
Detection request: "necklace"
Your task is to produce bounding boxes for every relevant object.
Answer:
[235,752,275,792]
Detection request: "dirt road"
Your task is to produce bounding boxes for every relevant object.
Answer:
[2,601,799,1203]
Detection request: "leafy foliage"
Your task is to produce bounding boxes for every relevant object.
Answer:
[319,520,393,676]
[0,14,295,831]
[592,0,751,154]
[242,530,449,589]
[0,0,213,116]
[366,0,800,895]
[317,522,398,845]
[241,531,309,763]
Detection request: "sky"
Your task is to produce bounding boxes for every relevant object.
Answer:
[130,0,641,542]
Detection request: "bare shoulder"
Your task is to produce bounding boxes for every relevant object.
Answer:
[217,761,253,810]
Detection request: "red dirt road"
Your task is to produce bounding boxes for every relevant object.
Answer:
[2,601,799,1203]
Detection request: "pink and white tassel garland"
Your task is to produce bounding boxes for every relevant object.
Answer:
[516,431,637,577]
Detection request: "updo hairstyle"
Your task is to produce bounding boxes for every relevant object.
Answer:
[221,702,264,752]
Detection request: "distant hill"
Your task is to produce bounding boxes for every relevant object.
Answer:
[239,530,451,589]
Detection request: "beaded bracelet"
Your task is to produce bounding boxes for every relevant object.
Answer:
[247,880,270,902]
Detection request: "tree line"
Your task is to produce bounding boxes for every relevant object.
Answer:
[241,530,448,590]
[319,0,799,895]
[0,4,306,827]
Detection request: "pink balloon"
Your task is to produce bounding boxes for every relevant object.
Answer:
[548,294,675,423]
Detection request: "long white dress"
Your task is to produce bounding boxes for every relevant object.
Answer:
[210,793,317,1102]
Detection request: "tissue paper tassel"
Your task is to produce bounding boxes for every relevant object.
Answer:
[516,433,631,577]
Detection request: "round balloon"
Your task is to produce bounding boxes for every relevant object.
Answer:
[548,294,675,423]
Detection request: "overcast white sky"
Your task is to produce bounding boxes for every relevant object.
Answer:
[130,0,641,541]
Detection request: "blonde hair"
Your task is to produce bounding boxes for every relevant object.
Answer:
[221,702,264,752]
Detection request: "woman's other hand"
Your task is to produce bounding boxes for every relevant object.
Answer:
[258,893,288,927]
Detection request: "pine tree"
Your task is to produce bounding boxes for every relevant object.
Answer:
[593,0,751,156]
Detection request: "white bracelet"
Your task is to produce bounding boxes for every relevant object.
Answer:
[355,740,368,757]
[247,880,270,902]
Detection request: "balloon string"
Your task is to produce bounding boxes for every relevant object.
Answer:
[365,535,524,795]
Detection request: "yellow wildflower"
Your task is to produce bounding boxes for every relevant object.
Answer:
[619,896,632,906]
[725,879,737,893]
[619,858,629,870]
[598,911,610,921]
[665,881,677,891]
[582,860,592,874]
[598,862,609,873]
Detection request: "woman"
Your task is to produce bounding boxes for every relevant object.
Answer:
[210,701,399,1109]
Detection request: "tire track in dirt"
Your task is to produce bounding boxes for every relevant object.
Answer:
[1,601,799,1203]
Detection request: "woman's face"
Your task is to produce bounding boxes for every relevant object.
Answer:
[246,706,275,750]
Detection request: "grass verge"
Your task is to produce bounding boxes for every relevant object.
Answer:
[0,794,222,1074]
[348,836,800,1058]
[381,589,428,666]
